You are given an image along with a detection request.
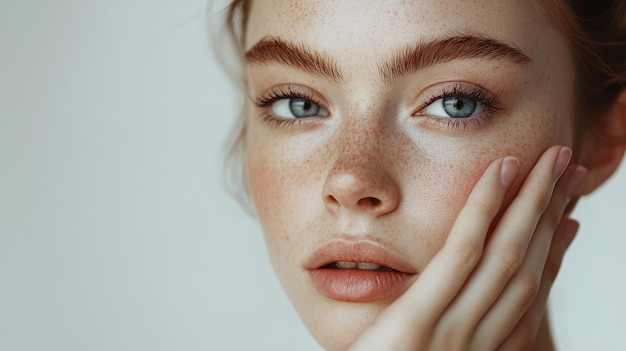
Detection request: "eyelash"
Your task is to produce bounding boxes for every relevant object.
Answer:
[417,84,503,131]
[252,86,324,128]
[252,84,504,130]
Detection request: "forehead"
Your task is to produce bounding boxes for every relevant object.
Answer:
[245,0,549,54]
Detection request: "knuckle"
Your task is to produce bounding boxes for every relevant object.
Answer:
[451,238,482,266]
[495,246,525,280]
[545,214,559,232]
[541,204,564,233]
[531,194,551,218]
[468,197,500,221]
[433,323,470,351]
[535,190,553,217]
[518,188,552,218]
[516,273,541,310]
[544,213,561,232]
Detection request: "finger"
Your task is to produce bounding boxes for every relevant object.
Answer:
[472,165,583,349]
[396,156,518,321]
[495,218,579,351]
[353,157,518,349]
[435,146,569,343]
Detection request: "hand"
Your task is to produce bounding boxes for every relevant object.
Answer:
[348,145,587,351]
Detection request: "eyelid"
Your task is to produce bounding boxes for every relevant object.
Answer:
[410,81,504,131]
[251,84,331,128]
[252,84,329,111]
[412,81,503,113]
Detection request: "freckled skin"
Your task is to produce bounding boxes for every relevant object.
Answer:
[245,0,576,350]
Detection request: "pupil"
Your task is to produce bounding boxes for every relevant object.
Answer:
[289,98,319,117]
[442,97,476,118]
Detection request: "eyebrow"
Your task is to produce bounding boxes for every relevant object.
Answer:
[245,37,344,82]
[379,35,532,82]
[245,35,531,83]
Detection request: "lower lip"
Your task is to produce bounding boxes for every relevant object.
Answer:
[308,269,417,303]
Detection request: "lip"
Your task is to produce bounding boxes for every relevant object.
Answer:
[305,239,418,303]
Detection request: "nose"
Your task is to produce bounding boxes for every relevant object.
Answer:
[322,123,401,217]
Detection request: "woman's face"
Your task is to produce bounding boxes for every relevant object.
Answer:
[244,0,576,349]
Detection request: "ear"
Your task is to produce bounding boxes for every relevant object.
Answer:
[579,90,626,195]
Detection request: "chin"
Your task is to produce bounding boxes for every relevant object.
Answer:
[296,296,390,351]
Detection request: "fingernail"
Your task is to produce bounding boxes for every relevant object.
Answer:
[554,147,572,179]
[567,166,588,198]
[500,156,520,187]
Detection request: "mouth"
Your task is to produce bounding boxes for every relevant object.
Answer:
[306,239,418,303]
[322,261,400,272]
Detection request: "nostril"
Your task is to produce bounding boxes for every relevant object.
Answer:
[322,166,401,216]
[325,194,340,207]
[358,197,381,207]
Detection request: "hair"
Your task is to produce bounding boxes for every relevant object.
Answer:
[216,0,626,205]
[211,0,253,210]
[538,0,626,145]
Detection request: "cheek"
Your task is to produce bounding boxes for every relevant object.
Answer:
[247,108,574,265]
[246,129,326,269]
[403,109,574,254]
[246,146,292,263]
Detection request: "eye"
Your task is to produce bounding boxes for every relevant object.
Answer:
[272,98,329,118]
[423,96,486,118]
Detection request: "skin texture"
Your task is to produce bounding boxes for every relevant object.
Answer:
[240,0,602,349]
[344,147,584,350]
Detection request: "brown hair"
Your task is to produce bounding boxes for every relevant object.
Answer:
[539,0,626,143]
[218,0,626,203]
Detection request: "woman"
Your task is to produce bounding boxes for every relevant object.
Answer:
[217,0,626,350]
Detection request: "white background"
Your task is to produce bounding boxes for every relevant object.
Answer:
[1,1,624,350]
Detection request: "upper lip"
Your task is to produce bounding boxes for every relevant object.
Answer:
[305,238,417,274]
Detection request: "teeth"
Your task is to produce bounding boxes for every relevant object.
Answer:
[334,262,386,270]
[357,262,382,271]
[335,261,358,269]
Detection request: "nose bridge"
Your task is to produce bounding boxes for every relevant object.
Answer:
[323,111,400,217]
[335,115,384,166]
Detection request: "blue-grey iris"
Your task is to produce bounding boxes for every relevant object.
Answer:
[442,97,477,118]
[289,98,320,118]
